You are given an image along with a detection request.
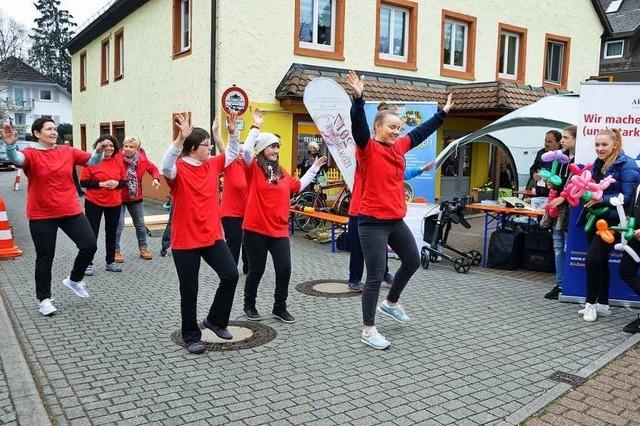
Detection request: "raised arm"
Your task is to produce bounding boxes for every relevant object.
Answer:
[242,108,263,165]
[407,93,452,149]
[222,111,240,167]
[162,113,192,179]
[347,70,370,148]
[298,156,328,192]
[2,124,24,166]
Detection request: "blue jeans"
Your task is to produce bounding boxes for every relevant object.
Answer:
[115,202,148,251]
[552,229,566,287]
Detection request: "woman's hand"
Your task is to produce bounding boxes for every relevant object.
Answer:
[152,178,160,190]
[211,116,220,136]
[252,108,264,128]
[94,141,109,152]
[549,196,565,208]
[174,113,192,141]
[314,156,328,167]
[421,161,436,172]
[347,70,365,97]
[443,93,454,113]
[0,124,18,145]
[634,229,640,239]
[584,198,602,208]
[226,110,238,134]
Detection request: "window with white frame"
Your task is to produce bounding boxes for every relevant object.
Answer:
[443,19,468,70]
[498,31,519,78]
[299,0,335,50]
[13,88,24,106]
[14,113,25,126]
[40,90,52,100]
[181,0,190,51]
[544,41,564,84]
[604,40,624,59]
[378,4,408,61]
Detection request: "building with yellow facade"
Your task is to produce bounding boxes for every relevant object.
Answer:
[66,0,609,201]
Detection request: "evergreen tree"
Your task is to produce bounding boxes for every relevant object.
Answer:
[29,0,76,91]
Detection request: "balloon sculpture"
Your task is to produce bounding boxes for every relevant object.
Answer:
[595,219,616,244]
[546,188,560,218]
[609,193,640,262]
[540,150,570,187]
[561,164,593,207]
[585,205,610,232]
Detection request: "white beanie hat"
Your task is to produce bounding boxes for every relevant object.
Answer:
[254,132,280,154]
[308,141,319,151]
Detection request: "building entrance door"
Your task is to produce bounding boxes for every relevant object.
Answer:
[440,137,471,202]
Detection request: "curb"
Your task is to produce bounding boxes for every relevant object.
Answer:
[0,288,51,426]
[502,333,640,425]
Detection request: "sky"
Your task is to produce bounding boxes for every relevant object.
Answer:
[1,0,112,30]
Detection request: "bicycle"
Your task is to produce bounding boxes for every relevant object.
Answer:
[290,172,351,232]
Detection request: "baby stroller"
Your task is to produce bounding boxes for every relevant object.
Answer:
[420,196,482,273]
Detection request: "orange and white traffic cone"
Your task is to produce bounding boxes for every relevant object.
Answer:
[0,197,22,259]
[13,168,21,191]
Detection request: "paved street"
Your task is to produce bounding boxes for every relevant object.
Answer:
[1,169,639,425]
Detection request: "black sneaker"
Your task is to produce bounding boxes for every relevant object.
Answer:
[623,316,640,334]
[203,318,233,340]
[187,341,205,354]
[272,309,296,324]
[160,248,168,257]
[544,286,561,300]
[244,306,262,321]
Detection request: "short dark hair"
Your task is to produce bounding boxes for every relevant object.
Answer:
[31,116,56,135]
[94,134,120,154]
[546,130,562,142]
[181,127,210,156]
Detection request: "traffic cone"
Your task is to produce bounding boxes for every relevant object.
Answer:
[13,169,21,191]
[0,197,22,259]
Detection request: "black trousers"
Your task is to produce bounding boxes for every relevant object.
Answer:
[243,230,291,311]
[222,216,248,269]
[585,226,615,305]
[619,238,640,296]
[29,214,97,301]
[172,241,239,345]
[348,215,390,283]
[85,200,120,265]
[359,219,420,326]
[161,207,173,251]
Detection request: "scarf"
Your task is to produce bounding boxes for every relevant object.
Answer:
[123,153,139,199]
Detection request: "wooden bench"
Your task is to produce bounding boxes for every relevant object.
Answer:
[289,209,349,252]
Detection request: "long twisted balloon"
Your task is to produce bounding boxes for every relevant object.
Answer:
[610,193,640,262]
[540,150,570,187]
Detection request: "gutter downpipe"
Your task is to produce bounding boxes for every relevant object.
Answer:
[210,0,217,153]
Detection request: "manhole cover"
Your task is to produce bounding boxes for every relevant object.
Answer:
[549,371,586,387]
[295,279,360,298]
[170,321,276,351]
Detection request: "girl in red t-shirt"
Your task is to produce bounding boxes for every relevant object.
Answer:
[241,109,327,324]
[81,135,126,276]
[1,119,107,316]
[347,70,452,350]
[161,113,240,355]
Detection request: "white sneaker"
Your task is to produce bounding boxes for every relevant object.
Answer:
[38,298,57,316]
[361,327,391,350]
[582,303,597,322]
[578,303,611,317]
[63,277,90,298]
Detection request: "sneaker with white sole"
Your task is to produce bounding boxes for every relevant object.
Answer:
[84,264,94,276]
[361,327,390,350]
[38,298,57,316]
[582,303,597,322]
[377,300,411,323]
[63,277,90,298]
[105,262,122,272]
[578,303,611,317]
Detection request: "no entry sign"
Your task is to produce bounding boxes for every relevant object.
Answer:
[221,86,249,116]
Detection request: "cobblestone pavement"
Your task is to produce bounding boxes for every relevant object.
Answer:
[524,343,640,426]
[0,353,17,424]
[1,171,639,425]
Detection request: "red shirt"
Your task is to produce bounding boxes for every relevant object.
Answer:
[221,158,249,218]
[115,151,161,203]
[81,156,126,207]
[21,146,91,220]
[243,161,301,238]
[357,135,411,220]
[166,154,226,249]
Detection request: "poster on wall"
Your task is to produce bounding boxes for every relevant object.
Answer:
[562,82,640,305]
[364,102,438,203]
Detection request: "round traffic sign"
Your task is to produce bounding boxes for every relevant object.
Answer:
[221,86,249,116]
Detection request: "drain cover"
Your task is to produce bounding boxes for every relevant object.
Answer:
[296,279,360,298]
[549,371,586,387]
[170,320,277,351]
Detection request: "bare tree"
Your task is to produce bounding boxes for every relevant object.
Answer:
[0,11,28,62]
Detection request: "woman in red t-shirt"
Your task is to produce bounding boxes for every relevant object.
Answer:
[213,116,250,275]
[161,113,240,355]
[80,135,126,276]
[347,70,452,350]
[1,118,107,316]
[241,109,327,324]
